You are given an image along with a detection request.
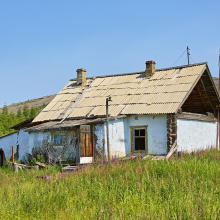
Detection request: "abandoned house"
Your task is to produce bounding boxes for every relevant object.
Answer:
[0,118,34,165]
[16,61,219,164]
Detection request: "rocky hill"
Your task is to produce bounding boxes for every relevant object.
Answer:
[0,94,56,114]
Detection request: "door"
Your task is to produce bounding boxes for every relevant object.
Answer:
[80,125,93,164]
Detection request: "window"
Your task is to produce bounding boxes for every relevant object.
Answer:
[130,126,148,152]
[53,135,65,145]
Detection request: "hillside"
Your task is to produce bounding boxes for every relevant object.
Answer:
[0,95,56,114]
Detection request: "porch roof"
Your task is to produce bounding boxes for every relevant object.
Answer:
[25,116,125,132]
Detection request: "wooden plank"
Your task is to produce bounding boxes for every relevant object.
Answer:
[92,124,94,162]
[85,133,89,156]
[196,85,208,111]
[87,133,92,157]
[83,133,86,156]
[176,112,216,122]
[200,78,213,108]
[166,140,177,159]
[80,125,92,157]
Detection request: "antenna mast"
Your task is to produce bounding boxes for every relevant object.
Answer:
[187,46,190,65]
[219,49,220,94]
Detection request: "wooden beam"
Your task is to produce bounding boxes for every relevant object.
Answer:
[196,85,208,111]
[200,78,213,108]
[176,112,216,122]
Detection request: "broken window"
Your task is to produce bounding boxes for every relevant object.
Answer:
[130,126,148,152]
[53,135,65,145]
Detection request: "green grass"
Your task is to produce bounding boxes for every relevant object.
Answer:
[1,149,220,219]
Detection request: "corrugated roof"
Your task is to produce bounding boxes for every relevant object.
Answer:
[33,63,208,122]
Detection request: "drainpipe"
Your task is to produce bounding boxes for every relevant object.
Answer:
[106,97,112,160]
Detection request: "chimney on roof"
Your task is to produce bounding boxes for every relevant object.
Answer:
[145,61,156,77]
[76,68,87,85]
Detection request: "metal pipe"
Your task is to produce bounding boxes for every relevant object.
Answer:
[219,48,220,94]
[106,98,110,160]
[187,46,190,65]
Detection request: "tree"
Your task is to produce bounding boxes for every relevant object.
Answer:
[2,104,9,116]
[23,103,30,119]
[29,107,37,118]
[16,107,25,123]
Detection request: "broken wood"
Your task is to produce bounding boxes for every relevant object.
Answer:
[176,112,216,122]
[25,165,39,170]
[62,166,78,172]
[165,139,178,160]
[18,166,23,170]
[35,162,46,168]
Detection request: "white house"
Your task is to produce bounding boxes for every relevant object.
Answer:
[22,61,220,164]
[0,118,33,165]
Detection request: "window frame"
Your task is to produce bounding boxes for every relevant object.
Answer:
[51,133,66,146]
[130,126,148,153]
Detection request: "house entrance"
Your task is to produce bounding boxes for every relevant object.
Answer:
[80,125,93,163]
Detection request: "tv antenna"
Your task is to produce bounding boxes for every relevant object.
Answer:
[187,46,190,65]
[219,48,220,93]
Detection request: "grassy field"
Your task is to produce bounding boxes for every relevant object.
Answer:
[1,149,220,219]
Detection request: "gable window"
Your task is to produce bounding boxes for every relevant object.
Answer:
[53,135,65,145]
[130,126,148,152]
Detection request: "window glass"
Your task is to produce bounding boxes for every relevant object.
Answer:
[133,128,146,151]
[140,129,145,136]
[135,130,139,136]
[53,135,65,145]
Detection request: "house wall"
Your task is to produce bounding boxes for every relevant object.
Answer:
[177,118,217,152]
[0,129,29,162]
[94,114,168,158]
[28,129,78,163]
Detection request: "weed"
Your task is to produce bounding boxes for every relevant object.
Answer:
[0,148,220,219]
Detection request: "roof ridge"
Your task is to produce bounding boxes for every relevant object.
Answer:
[69,62,207,81]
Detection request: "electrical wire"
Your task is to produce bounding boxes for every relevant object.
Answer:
[183,57,188,65]
[190,56,196,64]
[172,49,187,67]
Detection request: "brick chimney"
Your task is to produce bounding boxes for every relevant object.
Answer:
[145,61,156,77]
[76,68,87,85]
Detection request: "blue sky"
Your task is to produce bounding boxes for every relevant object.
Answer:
[0,0,220,107]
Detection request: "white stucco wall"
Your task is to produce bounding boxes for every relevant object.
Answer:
[29,132,51,154]
[177,119,217,152]
[0,129,29,161]
[18,129,30,159]
[94,114,168,157]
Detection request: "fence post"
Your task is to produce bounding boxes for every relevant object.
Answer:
[12,146,14,163]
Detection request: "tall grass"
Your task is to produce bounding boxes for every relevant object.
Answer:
[1,149,220,219]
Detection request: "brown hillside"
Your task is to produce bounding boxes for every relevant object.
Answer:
[0,77,219,114]
[0,95,56,114]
